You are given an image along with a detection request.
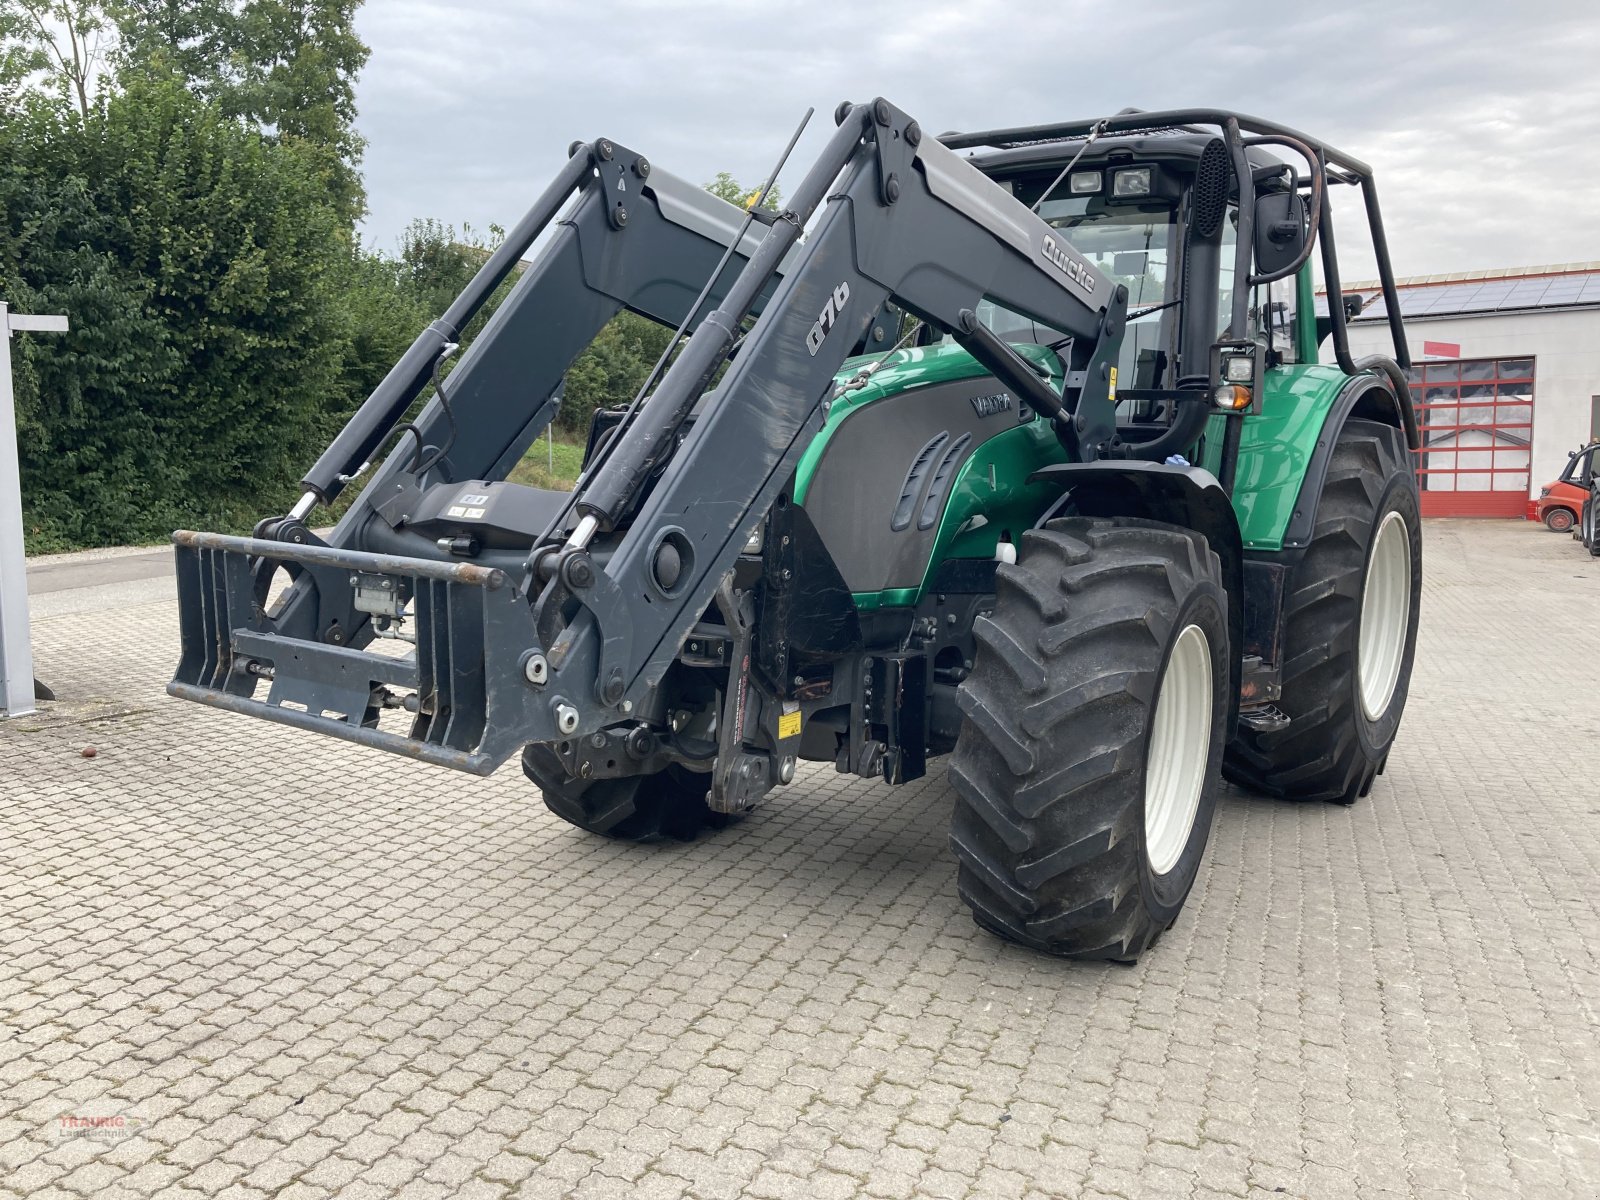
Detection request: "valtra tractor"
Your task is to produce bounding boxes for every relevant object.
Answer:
[170,101,1423,960]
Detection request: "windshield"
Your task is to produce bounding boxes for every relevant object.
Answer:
[1040,196,1173,310]
[960,195,1179,393]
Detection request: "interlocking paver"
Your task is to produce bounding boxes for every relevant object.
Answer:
[2,520,1598,1199]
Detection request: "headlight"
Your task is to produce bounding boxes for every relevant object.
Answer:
[1112,167,1152,198]
[1223,355,1255,383]
[1539,487,1552,498]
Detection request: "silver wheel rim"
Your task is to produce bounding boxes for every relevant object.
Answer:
[1144,623,1212,877]
[1358,510,1412,721]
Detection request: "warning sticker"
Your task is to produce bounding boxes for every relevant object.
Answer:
[778,703,802,741]
[1108,365,1118,403]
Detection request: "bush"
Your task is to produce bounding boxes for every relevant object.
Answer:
[1,78,350,549]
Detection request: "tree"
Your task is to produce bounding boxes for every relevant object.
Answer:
[704,170,781,213]
[0,4,48,106]
[115,0,370,223]
[3,0,110,115]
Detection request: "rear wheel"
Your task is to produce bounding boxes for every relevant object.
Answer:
[1224,419,1421,804]
[521,745,736,841]
[1544,507,1575,533]
[948,517,1230,962]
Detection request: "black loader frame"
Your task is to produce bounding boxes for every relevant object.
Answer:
[173,99,1133,784]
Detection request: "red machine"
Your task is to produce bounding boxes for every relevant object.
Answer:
[1535,442,1596,532]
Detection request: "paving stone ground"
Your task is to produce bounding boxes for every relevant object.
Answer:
[2,518,1598,1200]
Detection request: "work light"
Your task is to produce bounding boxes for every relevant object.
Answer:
[1112,167,1152,198]
[1070,171,1102,194]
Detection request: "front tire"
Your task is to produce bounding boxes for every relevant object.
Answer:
[522,745,736,841]
[1224,419,1421,804]
[948,517,1231,962]
[1544,507,1575,534]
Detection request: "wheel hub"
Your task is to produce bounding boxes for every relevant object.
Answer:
[1358,510,1412,721]
[1144,623,1212,876]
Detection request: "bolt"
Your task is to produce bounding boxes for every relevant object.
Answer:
[555,703,579,735]
[578,761,593,779]
[523,653,549,686]
[596,138,614,160]
[633,156,650,178]
[885,174,901,203]
[349,575,359,587]
[873,98,892,126]
[590,732,606,749]
[621,700,632,714]
[614,204,628,226]
[779,756,796,784]
[793,675,805,687]
[565,556,595,589]
[905,120,922,147]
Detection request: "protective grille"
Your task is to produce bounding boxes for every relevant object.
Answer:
[1191,139,1232,239]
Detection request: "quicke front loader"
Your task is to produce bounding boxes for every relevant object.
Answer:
[170,100,1423,960]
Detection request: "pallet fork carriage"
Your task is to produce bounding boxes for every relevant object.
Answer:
[171,100,1423,960]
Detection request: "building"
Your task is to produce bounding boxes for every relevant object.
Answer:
[1328,263,1600,518]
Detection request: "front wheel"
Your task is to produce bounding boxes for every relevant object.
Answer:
[948,517,1231,962]
[1225,419,1422,804]
[1544,507,1575,534]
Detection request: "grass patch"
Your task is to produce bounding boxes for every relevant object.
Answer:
[509,435,586,491]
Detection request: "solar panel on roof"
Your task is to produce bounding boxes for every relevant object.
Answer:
[1503,280,1551,306]
[1312,270,1600,321]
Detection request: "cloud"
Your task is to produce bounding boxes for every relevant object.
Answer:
[352,0,1600,277]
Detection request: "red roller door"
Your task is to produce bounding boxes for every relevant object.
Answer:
[1406,357,1534,518]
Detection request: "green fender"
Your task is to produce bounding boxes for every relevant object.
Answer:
[798,347,1386,608]
[1200,364,1390,552]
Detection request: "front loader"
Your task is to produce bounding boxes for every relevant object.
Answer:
[170,100,1422,960]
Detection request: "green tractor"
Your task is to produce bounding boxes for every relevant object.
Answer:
[170,102,1422,961]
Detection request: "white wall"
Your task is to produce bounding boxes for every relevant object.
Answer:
[1335,308,1600,497]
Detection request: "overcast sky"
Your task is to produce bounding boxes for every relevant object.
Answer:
[352,0,1599,281]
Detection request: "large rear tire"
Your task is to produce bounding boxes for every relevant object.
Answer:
[948,517,1230,962]
[522,746,736,841]
[1224,419,1421,804]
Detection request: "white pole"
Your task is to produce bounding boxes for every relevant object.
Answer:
[0,303,69,718]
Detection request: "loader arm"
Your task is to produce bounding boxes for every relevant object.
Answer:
[170,98,1127,774]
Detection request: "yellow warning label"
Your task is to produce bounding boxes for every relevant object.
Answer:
[1108,366,1118,403]
[778,707,802,740]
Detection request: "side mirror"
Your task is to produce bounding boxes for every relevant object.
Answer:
[1253,190,1308,278]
